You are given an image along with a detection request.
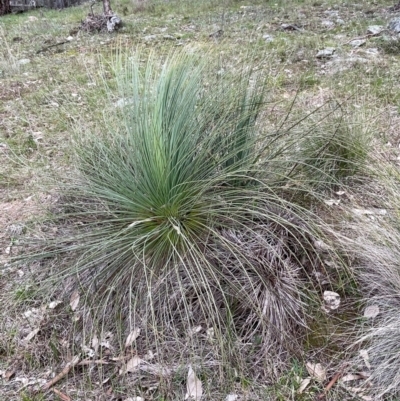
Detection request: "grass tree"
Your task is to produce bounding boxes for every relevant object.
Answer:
[22,49,357,382]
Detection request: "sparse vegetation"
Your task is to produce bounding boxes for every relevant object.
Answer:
[2,0,400,400]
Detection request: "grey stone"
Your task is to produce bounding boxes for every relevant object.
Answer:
[349,39,366,47]
[107,15,122,33]
[321,20,335,29]
[367,25,384,35]
[18,59,31,65]
[262,34,274,42]
[326,56,369,74]
[324,10,339,17]
[389,17,400,33]
[114,98,134,108]
[316,47,336,59]
[281,23,301,31]
[363,48,379,55]
[143,35,157,41]
[336,18,345,25]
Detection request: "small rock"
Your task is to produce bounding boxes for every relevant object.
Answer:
[324,10,339,17]
[367,25,384,35]
[281,23,301,31]
[336,18,345,25]
[107,15,122,33]
[323,291,340,311]
[321,20,335,29]
[363,48,379,56]
[263,34,274,42]
[6,224,25,237]
[388,17,400,33]
[349,39,366,47]
[326,56,369,74]
[18,59,31,65]
[163,34,176,40]
[209,29,223,38]
[67,36,73,41]
[143,35,157,41]
[28,16,38,21]
[316,47,336,59]
[114,98,134,108]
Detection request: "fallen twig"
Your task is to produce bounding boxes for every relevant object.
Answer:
[317,364,348,400]
[36,41,69,54]
[40,355,80,392]
[78,359,110,366]
[53,388,71,401]
[342,30,387,46]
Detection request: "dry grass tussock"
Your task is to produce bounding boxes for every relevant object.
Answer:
[342,183,400,400]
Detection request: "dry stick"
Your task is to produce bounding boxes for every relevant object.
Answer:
[342,30,387,46]
[78,359,110,366]
[52,388,71,401]
[36,41,69,54]
[40,355,80,392]
[317,364,348,400]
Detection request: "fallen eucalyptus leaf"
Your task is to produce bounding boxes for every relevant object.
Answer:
[125,356,143,373]
[92,334,99,353]
[185,364,203,400]
[306,362,326,382]
[125,328,141,348]
[352,208,387,216]
[190,325,202,334]
[297,377,311,393]
[314,240,329,250]
[48,300,62,309]
[22,328,40,344]
[364,305,379,319]
[340,374,363,383]
[359,349,371,369]
[206,327,214,340]
[324,199,340,206]
[70,291,80,311]
[82,345,95,358]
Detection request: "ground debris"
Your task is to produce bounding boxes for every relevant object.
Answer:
[80,13,122,33]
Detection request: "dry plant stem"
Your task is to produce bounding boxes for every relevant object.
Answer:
[40,355,80,392]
